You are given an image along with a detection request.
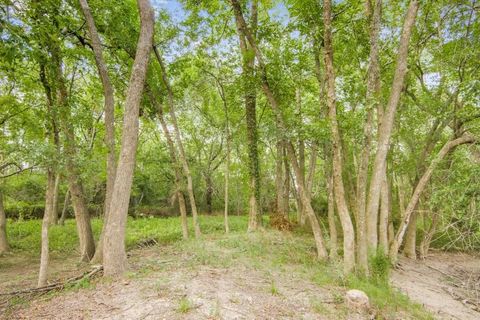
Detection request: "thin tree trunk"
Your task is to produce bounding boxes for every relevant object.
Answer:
[419,211,438,259]
[223,89,230,234]
[296,88,306,224]
[153,47,201,237]
[230,0,328,259]
[390,134,476,262]
[323,0,356,273]
[282,147,291,216]
[275,139,285,216]
[103,0,154,277]
[79,0,117,264]
[205,173,213,214]
[51,173,60,225]
[0,187,9,254]
[59,189,70,226]
[367,0,419,251]
[38,168,55,287]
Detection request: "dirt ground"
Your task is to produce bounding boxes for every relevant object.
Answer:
[391,251,480,320]
[1,242,479,320]
[1,246,347,320]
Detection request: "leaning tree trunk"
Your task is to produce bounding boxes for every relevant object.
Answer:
[366,0,419,251]
[103,0,154,277]
[153,47,201,237]
[230,0,328,259]
[390,134,476,262]
[0,187,9,254]
[79,0,117,264]
[323,0,356,273]
[38,168,55,287]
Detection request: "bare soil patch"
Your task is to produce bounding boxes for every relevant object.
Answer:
[391,251,480,320]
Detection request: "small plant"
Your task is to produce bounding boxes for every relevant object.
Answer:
[270,280,279,295]
[177,297,193,313]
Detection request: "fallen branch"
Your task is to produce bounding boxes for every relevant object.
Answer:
[0,265,103,297]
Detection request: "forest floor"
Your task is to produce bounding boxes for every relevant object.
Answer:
[0,216,478,319]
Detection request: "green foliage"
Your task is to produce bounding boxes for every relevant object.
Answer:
[369,250,391,285]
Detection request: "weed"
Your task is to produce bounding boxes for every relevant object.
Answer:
[177,297,193,313]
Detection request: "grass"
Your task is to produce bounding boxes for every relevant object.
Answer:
[3,215,433,319]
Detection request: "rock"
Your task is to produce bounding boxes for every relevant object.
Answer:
[345,289,370,312]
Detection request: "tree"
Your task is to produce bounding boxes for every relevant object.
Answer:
[78,0,117,264]
[103,0,154,277]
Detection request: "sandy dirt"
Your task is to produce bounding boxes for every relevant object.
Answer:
[391,252,480,320]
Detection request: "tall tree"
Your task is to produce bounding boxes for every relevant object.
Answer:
[78,0,117,264]
[230,0,328,259]
[103,0,154,277]
[366,0,419,251]
[322,0,356,273]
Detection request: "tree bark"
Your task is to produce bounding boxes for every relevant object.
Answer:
[378,174,390,254]
[327,174,337,259]
[38,168,55,287]
[0,187,9,254]
[79,0,117,264]
[153,47,201,237]
[296,88,306,225]
[366,0,419,251]
[390,134,476,262]
[230,0,328,259]
[323,0,356,273]
[103,0,154,277]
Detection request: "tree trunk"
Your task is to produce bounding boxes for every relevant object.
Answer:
[205,173,213,214]
[38,168,55,287]
[230,0,328,259]
[233,0,261,231]
[296,88,306,224]
[378,174,390,254]
[419,211,438,259]
[275,139,285,216]
[0,187,9,254]
[153,47,201,237]
[282,147,291,216]
[366,0,419,251]
[103,0,154,277]
[79,0,117,264]
[356,0,382,273]
[323,0,356,273]
[59,189,70,226]
[51,173,60,225]
[390,134,476,262]
[327,174,337,259]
